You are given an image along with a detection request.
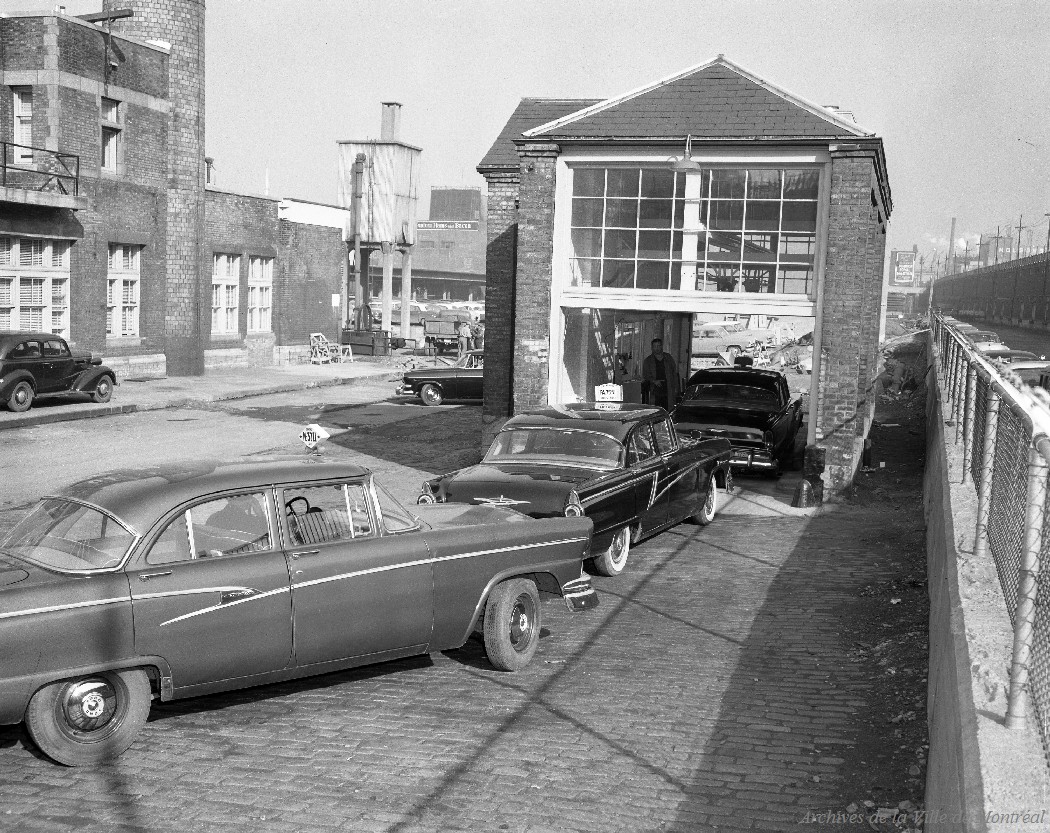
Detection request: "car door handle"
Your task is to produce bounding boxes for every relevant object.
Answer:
[290,550,319,558]
[138,571,172,581]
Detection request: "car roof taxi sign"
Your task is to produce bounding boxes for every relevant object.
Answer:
[299,423,331,451]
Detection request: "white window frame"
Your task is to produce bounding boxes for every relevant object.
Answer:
[247,256,273,333]
[107,244,141,338]
[212,253,240,335]
[101,97,121,173]
[0,236,72,337]
[13,88,33,164]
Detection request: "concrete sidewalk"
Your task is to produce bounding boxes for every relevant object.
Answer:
[0,358,403,431]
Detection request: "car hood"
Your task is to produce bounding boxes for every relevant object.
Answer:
[673,403,777,433]
[436,463,599,517]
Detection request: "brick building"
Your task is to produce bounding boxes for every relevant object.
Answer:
[477,56,892,494]
[0,5,348,377]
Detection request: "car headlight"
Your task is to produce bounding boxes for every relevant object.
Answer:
[417,482,439,505]
[564,490,584,517]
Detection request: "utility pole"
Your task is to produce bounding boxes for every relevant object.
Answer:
[1012,215,1026,322]
[993,225,1002,265]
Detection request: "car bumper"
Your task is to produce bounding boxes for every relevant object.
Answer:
[561,576,599,612]
[395,384,416,397]
[729,447,778,472]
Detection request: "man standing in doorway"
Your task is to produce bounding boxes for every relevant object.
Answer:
[642,338,680,412]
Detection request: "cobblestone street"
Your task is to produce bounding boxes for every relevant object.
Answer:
[0,387,927,832]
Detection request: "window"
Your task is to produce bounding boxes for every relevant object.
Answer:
[147,492,272,564]
[212,253,240,334]
[107,244,141,338]
[627,425,656,466]
[0,236,72,336]
[568,166,819,296]
[282,483,374,546]
[651,420,675,455]
[247,256,272,333]
[100,97,121,172]
[374,482,419,534]
[13,88,33,163]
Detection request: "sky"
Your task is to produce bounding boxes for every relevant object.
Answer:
[8,0,1050,271]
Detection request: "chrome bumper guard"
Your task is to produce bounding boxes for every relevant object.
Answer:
[729,448,777,471]
[562,576,599,612]
[395,384,414,396]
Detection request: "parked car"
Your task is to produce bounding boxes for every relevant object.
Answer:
[692,323,756,359]
[718,320,777,349]
[397,350,483,405]
[419,403,732,577]
[0,331,116,413]
[0,459,597,766]
[690,350,733,371]
[672,366,804,476]
[980,348,1042,364]
[1004,360,1050,386]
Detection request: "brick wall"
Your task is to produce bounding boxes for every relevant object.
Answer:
[511,142,560,414]
[479,169,519,445]
[105,0,207,376]
[205,188,279,349]
[817,150,887,494]
[276,219,346,348]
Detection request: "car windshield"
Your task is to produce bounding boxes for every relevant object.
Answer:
[484,428,625,470]
[682,383,780,409]
[0,498,135,572]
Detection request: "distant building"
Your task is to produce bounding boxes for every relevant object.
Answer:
[0,5,348,377]
[365,187,486,302]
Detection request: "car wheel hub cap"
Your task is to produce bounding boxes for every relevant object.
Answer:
[510,600,532,649]
[15,389,27,404]
[64,680,116,731]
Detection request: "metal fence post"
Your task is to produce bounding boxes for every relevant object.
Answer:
[962,364,976,483]
[974,387,1001,561]
[954,352,967,443]
[1006,440,1049,728]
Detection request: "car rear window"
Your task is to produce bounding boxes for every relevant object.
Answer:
[485,428,625,470]
[682,383,779,409]
[0,499,135,572]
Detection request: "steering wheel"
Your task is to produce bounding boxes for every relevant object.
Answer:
[285,496,312,516]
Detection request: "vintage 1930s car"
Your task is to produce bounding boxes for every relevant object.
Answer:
[672,366,803,476]
[396,350,483,406]
[0,459,596,766]
[418,404,733,578]
[0,331,117,413]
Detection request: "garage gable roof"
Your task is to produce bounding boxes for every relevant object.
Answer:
[522,56,873,141]
[478,97,601,171]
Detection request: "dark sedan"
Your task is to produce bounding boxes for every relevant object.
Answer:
[0,459,596,766]
[419,403,732,577]
[397,350,483,406]
[0,331,116,412]
[672,367,803,476]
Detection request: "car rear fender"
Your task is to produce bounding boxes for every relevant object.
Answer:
[0,369,36,397]
[0,655,172,727]
[72,365,116,392]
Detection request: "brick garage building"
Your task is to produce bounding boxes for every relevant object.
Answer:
[477,56,892,495]
[0,5,348,377]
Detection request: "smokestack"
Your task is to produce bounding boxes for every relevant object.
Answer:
[380,102,402,142]
[947,217,957,274]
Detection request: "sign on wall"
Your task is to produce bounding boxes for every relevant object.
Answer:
[891,251,916,286]
[417,221,479,231]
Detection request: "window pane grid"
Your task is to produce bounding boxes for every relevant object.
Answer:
[106,245,140,338]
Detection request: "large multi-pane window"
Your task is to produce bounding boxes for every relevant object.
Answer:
[569,166,819,296]
[107,244,141,337]
[212,253,240,334]
[569,168,685,291]
[0,236,71,336]
[247,256,273,333]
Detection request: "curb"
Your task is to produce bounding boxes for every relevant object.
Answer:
[0,371,400,432]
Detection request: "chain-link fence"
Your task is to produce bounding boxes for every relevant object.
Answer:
[933,313,1050,760]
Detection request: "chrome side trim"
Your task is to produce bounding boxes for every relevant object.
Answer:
[0,596,127,621]
[652,462,701,503]
[159,586,290,627]
[582,473,654,505]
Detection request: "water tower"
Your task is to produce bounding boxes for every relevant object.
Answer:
[338,103,421,340]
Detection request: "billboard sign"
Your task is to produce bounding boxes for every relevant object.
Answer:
[891,251,916,286]
[417,221,479,231]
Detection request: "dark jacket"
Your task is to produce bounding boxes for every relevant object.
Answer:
[641,352,680,409]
